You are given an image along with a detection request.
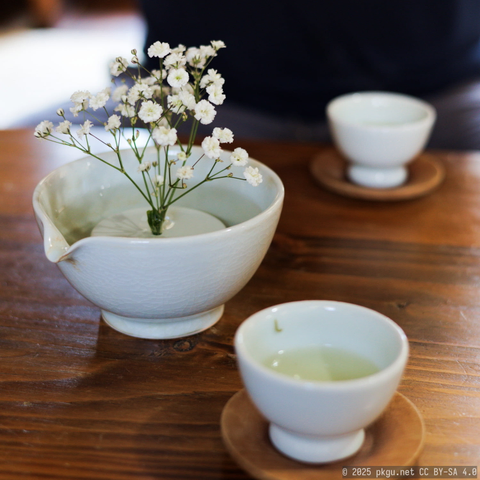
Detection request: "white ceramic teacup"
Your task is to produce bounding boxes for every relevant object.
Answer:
[234,300,409,464]
[327,91,436,188]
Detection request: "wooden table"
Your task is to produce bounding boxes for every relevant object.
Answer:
[0,129,479,478]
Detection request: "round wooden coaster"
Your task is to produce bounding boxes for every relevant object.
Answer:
[221,389,425,480]
[310,148,445,201]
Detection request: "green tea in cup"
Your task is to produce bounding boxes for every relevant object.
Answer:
[262,345,380,382]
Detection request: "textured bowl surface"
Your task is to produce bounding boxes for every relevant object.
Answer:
[33,146,284,338]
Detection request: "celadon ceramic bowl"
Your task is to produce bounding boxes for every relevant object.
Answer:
[33,146,284,339]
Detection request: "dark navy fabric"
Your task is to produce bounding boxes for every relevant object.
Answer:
[141,0,480,122]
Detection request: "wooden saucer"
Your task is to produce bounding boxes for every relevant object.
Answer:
[310,148,445,201]
[221,389,425,480]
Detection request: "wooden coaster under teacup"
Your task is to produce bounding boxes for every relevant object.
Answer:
[310,147,445,201]
[221,389,425,480]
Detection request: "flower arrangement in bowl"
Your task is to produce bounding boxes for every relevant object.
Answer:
[34,40,263,237]
[32,40,284,339]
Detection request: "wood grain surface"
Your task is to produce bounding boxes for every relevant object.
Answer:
[0,129,479,479]
[221,390,425,480]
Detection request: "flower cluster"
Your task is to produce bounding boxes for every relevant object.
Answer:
[34,40,262,235]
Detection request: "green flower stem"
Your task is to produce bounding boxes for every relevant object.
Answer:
[147,206,167,236]
[140,170,155,206]
[159,148,168,204]
[139,130,154,159]
[206,159,220,178]
[83,151,123,172]
[166,179,179,204]
[89,131,116,150]
[191,153,205,169]
[214,175,245,181]
[120,170,154,206]
[167,174,218,204]
[209,164,234,178]
[186,120,199,155]
[38,135,76,147]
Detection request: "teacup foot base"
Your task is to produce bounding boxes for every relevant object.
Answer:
[310,149,445,201]
[269,424,365,464]
[347,165,408,189]
[221,389,425,479]
[101,305,224,339]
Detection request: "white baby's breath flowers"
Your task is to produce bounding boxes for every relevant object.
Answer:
[34,38,263,236]
[202,136,222,159]
[70,105,82,117]
[105,114,121,132]
[230,147,249,166]
[148,41,170,58]
[152,126,177,146]
[147,70,165,83]
[166,94,183,114]
[110,56,129,77]
[138,82,155,98]
[112,84,129,102]
[213,127,234,143]
[194,100,216,125]
[138,161,152,173]
[178,90,196,110]
[77,120,93,139]
[70,90,91,104]
[206,84,225,105]
[167,68,189,88]
[56,120,72,134]
[115,102,136,118]
[243,166,263,186]
[186,45,215,68]
[200,44,216,58]
[126,85,141,105]
[211,40,226,51]
[138,100,163,123]
[176,165,194,180]
[171,44,186,54]
[200,69,225,88]
[90,88,110,111]
[150,84,163,98]
[34,120,54,137]
[185,47,205,68]
[70,90,91,117]
[127,83,153,105]
[164,52,186,68]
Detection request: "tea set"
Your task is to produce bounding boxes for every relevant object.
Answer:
[221,91,432,473]
[35,91,433,474]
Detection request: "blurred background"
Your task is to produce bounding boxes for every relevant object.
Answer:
[0,0,145,129]
[5,1,480,149]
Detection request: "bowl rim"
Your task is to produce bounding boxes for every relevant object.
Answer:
[32,147,285,247]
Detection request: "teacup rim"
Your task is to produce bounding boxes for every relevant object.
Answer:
[235,300,409,389]
[326,90,436,130]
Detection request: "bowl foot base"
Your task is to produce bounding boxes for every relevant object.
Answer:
[101,305,224,339]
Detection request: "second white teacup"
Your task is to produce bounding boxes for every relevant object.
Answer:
[327,91,436,188]
[234,300,409,463]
